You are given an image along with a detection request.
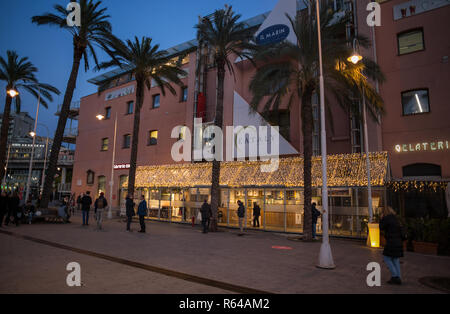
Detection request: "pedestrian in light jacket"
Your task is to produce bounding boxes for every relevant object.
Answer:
[125,194,135,232]
[380,206,405,285]
[94,192,108,230]
[137,195,147,233]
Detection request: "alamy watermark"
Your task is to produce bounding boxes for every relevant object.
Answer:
[171,118,280,172]
[66,2,81,27]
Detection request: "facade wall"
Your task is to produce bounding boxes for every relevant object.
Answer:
[374,0,450,179]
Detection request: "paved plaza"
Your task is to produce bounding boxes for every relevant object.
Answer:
[0,214,449,294]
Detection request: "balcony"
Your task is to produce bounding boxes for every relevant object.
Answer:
[55,100,80,119]
[62,127,78,144]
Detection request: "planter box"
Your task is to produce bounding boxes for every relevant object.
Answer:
[413,241,438,255]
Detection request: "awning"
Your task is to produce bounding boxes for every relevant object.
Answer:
[135,152,389,188]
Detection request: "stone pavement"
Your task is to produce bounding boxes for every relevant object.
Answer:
[0,213,449,294]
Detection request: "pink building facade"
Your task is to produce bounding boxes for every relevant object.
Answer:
[72,0,449,233]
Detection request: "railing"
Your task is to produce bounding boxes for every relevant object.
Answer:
[57,100,80,113]
[63,127,78,138]
[57,183,72,193]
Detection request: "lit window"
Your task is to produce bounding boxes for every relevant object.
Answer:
[126,101,134,114]
[123,134,131,149]
[101,138,109,151]
[152,94,160,108]
[398,29,424,55]
[148,130,158,146]
[402,89,430,115]
[181,87,188,102]
[105,107,111,119]
[179,126,187,140]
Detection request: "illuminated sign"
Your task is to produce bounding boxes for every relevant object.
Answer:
[105,85,135,101]
[393,0,450,20]
[394,140,449,153]
[114,163,130,170]
[256,24,290,45]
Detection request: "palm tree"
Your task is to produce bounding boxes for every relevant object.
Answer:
[195,6,255,231]
[249,3,385,241]
[32,0,112,208]
[98,36,186,196]
[0,50,60,182]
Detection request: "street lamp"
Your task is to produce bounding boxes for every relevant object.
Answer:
[96,111,117,219]
[7,89,19,98]
[347,41,374,225]
[24,89,41,203]
[315,0,335,269]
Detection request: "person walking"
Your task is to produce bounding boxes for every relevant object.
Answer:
[311,202,321,240]
[252,202,261,228]
[237,200,246,235]
[24,200,36,225]
[94,192,108,230]
[380,206,405,285]
[137,195,147,233]
[200,200,212,233]
[125,194,135,232]
[81,191,92,226]
[0,191,8,227]
[5,192,20,226]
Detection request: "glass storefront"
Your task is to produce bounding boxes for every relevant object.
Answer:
[132,185,385,239]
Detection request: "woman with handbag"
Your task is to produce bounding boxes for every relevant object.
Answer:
[379,206,405,285]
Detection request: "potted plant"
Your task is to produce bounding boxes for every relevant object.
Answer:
[410,218,439,255]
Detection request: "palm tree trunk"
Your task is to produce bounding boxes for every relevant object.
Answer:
[127,79,144,197]
[0,94,13,181]
[40,45,84,209]
[209,61,226,232]
[301,87,314,241]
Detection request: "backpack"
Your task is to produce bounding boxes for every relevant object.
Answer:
[97,198,104,209]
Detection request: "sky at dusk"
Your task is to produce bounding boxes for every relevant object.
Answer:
[0,0,279,137]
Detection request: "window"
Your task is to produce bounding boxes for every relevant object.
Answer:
[181,87,188,102]
[398,29,424,55]
[179,126,188,140]
[402,89,430,115]
[123,134,131,149]
[126,101,134,115]
[101,138,109,151]
[148,130,158,146]
[105,107,111,119]
[152,94,160,108]
[97,176,106,196]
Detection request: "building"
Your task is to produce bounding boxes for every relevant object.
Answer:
[0,112,35,140]
[72,0,449,236]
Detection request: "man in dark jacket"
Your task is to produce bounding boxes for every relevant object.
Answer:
[94,192,108,230]
[0,191,8,227]
[253,202,261,228]
[312,202,321,240]
[237,200,246,235]
[380,206,404,285]
[137,195,147,233]
[200,200,212,233]
[5,192,20,226]
[125,194,135,232]
[81,191,92,226]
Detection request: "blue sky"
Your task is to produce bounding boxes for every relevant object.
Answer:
[0,0,279,136]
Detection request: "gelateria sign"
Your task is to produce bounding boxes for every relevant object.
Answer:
[395,140,449,153]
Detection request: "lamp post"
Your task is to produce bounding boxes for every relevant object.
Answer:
[3,88,18,188]
[347,41,374,223]
[2,144,11,186]
[24,89,41,203]
[37,123,50,195]
[97,112,117,219]
[315,0,335,269]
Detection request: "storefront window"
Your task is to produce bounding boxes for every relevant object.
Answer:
[265,189,285,231]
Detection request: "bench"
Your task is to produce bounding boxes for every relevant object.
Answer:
[33,208,66,223]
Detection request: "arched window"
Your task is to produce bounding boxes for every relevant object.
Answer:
[97,175,106,196]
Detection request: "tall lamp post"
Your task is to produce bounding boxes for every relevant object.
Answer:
[37,123,50,195]
[3,89,19,187]
[348,41,374,223]
[97,112,117,219]
[24,89,41,203]
[315,0,335,269]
